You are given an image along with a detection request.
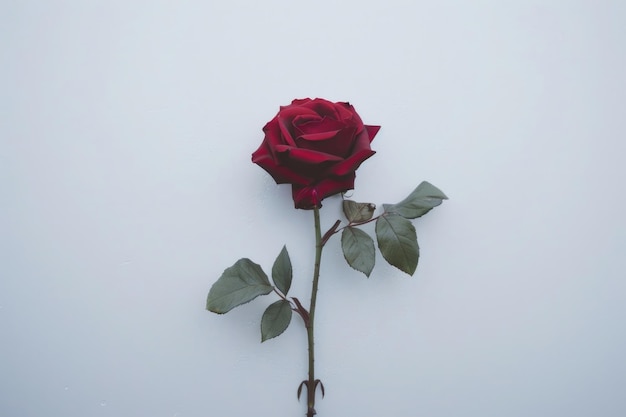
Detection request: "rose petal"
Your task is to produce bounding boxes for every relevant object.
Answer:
[289,98,313,107]
[278,105,319,120]
[276,117,297,147]
[252,149,311,185]
[274,106,319,146]
[303,99,340,119]
[328,126,358,157]
[295,116,344,135]
[295,129,352,157]
[334,102,357,121]
[261,118,291,153]
[327,149,376,177]
[365,125,380,142]
[292,114,325,129]
[315,175,356,199]
[297,130,339,142]
[350,126,375,153]
[291,174,356,209]
[276,145,343,166]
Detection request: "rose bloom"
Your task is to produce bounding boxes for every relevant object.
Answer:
[252,98,380,209]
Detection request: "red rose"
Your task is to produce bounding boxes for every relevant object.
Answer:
[252,98,380,209]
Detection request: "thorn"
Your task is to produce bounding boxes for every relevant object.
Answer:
[297,381,307,400]
[314,379,325,398]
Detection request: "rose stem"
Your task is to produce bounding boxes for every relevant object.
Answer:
[306,205,323,417]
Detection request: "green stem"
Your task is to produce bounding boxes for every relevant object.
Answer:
[306,206,323,417]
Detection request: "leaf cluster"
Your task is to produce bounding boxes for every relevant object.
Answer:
[340,181,447,277]
[206,246,297,342]
[205,181,447,343]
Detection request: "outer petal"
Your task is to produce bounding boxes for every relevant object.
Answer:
[365,125,380,142]
[274,145,345,181]
[289,98,313,107]
[276,145,343,166]
[314,174,356,200]
[347,125,378,155]
[291,174,356,209]
[262,117,290,152]
[252,146,311,185]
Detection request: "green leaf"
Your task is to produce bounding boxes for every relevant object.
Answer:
[342,200,376,223]
[383,181,447,219]
[375,213,419,275]
[341,227,376,277]
[272,245,292,295]
[261,300,293,342]
[206,258,273,314]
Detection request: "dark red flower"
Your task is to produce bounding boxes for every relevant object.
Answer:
[252,98,380,209]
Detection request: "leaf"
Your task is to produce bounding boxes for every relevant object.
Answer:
[375,213,419,275]
[383,181,447,219]
[261,300,293,342]
[341,227,375,277]
[342,200,376,223]
[272,245,292,295]
[206,258,273,314]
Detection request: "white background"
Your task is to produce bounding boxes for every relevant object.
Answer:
[2,1,625,416]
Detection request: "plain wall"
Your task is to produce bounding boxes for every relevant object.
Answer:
[1,1,625,416]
